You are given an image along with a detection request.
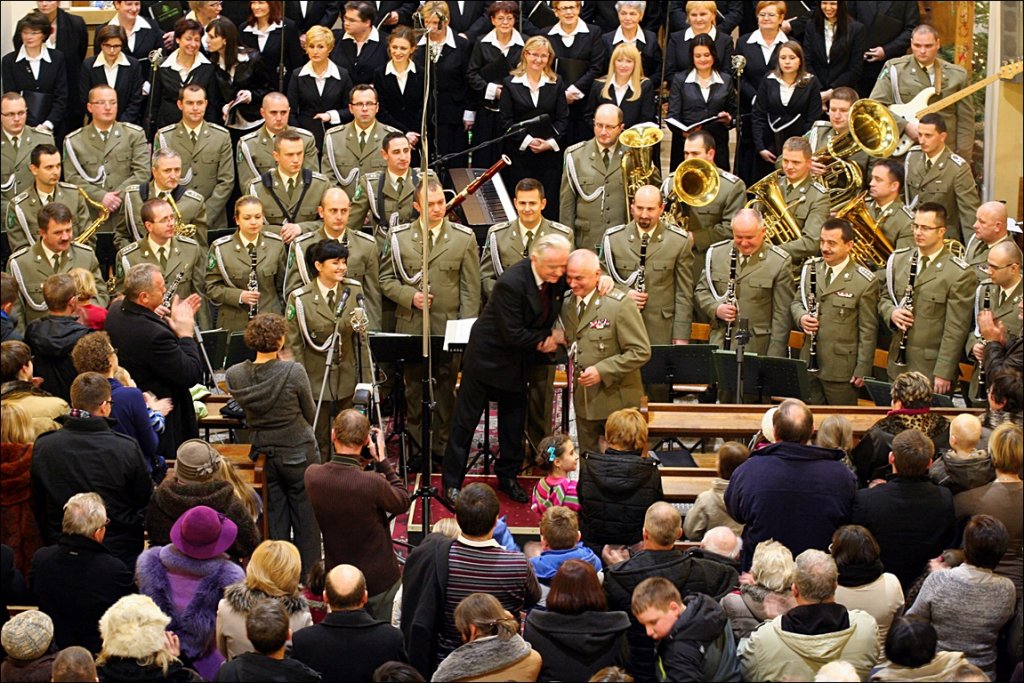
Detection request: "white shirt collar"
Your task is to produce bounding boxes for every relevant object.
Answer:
[767,72,796,88]
[577,289,597,308]
[685,69,725,85]
[550,21,589,38]
[96,52,132,69]
[299,60,342,80]
[825,256,851,277]
[480,29,524,49]
[243,21,282,37]
[529,262,545,289]
[510,72,555,87]
[748,30,787,49]
[183,120,203,136]
[39,242,61,265]
[385,60,417,76]
[316,278,338,301]
[612,26,646,44]
[343,27,380,43]
[16,45,51,63]
[418,27,456,50]
[684,26,718,41]
[162,49,212,74]
[147,236,171,255]
[108,14,152,32]
[456,535,501,548]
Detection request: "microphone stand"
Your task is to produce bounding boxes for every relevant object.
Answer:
[657,8,670,126]
[312,288,350,439]
[277,21,287,92]
[429,123,535,169]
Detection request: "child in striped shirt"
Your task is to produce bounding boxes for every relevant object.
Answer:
[531,432,580,515]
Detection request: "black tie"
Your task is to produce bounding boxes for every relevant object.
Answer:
[41,193,51,206]
[740,255,750,271]
[100,130,109,143]
[326,288,335,310]
[577,298,586,320]
[247,243,256,259]
[602,148,610,170]
[11,135,18,151]
[540,281,551,320]
[286,177,296,197]
[996,289,1005,308]
[823,266,833,289]
[524,230,535,257]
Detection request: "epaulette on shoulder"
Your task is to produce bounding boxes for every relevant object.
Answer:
[856,265,876,282]
[177,235,199,246]
[379,123,400,134]
[709,239,731,252]
[487,221,511,234]
[449,222,474,236]
[121,122,144,133]
[239,129,260,142]
[949,153,966,167]
[605,224,626,235]
[157,123,177,134]
[606,289,626,301]
[951,256,968,270]
[262,231,283,241]
[363,171,382,182]
[719,170,740,184]
[291,286,309,300]
[182,189,203,202]
[350,229,374,244]
[344,277,363,288]
[30,126,54,138]
[72,242,95,252]
[205,122,229,134]
[666,224,688,239]
[894,246,913,254]
[117,242,140,257]
[548,221,572,235]
[900,205,914,219]
[769,244,790,259]
[812,181,828,194]
[211,234,233,247]
[392,222,412,233]
[65,127,84,140]
[292,230,316,243]
[311,171,330,182]
[12,191,28,202]
[56,181,77,191]
[978,277,995,287]
[566,140,587,155]
[10,246,31,259]
[124,184,141,193]
[293,127,315,138]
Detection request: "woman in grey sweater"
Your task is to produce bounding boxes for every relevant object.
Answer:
[225,313,321,573]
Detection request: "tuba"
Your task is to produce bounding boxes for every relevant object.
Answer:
[745,172,803,245]
[813,99,899,208]
[619,123,664,214]
[668,157,719,228]
[73,188,110,246]
[834,191,895,270]
[166,194,197,239]
[945,239,966,259]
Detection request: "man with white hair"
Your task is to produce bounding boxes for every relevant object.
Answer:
[687,526,743,573]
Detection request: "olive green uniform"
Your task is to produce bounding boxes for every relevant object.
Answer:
[236,125,319,189]
[772,175,831,266]
[247,169,331,236]
[663,167,746,257]
[1,126,54,232]
[115,235,211,329]
[347,168,425,253]
[560,139,636,252]
[6,242,108,329]
[206,231,286,332]
[7,182,93,252]
[805,122,870,187]
[965,278,1022,401]
[562,287,651,454]
[903,146,980,245]
[117,183,209,251]
[154,121,235,230]
[964,233,1013,286]
[791,257,880,405]
[880,245,976,384]
[867,197,916,253]
[321,120,399,198]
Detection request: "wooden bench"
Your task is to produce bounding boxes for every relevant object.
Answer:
[198,394,244,442]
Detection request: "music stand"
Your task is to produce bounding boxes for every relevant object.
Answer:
[864,378,893,406]
[201,328,229,373]
[225,331,256,368]
[642,344,719,398]
[713,350,761,401]
[756,357,811,402]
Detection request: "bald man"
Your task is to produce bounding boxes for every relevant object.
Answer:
[236,92,319,188]
[967,241,1023,400]
[965,201,1014,284]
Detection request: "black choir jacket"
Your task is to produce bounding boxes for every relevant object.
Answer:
[665,28,735,84]
[239,18,305,90]
[13,7,87,123]
[585,78,657,129]
[110,20,163,61]
[735,32,784,106]
[0,50,68,133]
[600,29,663,89]
[330,32,389,85]
[802,19,867,91]
[444,1,492,41]
[847,1,920,63]
[668,70,736,153]
[752,74,823,155]
[499,75,569,148]
[547,23,608,100]
[150,58,219,131]
[466,41,523,111]
[284,1,339,34]
[373,63,424,135]
[212,51,271,126]
[80,55,145,125]
[413,33,472,126]
[286,64,355,146]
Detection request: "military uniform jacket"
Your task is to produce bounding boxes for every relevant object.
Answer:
[806,122,869,183]
[62,122,149,234]
[115,235,210,329]
[7,182,91,253]
[284,226,382,330]
[154,121,235,227]
[1,126,54,213]
[867,197,915,253]
[791,257,879,382]
[561,287,651,420]
[903,145,979,245]
[206,231,286,332]
[236,125,319,188]
[481,217,574,299]
[870,55,973,158]
[285,278,368,400]
[6,242,108,327]
[247,169,331,235]
[664,168,746,254]
[880,246,975,382]
[117,183,209,251]
[380,219,481,335]
[347,168,424,251]
[965,277,1023,357]
[695,240,795,357]
[777,175,831,264]
[559,138,630,252]
[601,220,694,344]
[964,233,1013,285]
[320,120,399,197]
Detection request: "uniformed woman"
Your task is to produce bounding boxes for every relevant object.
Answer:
[206,196,286,332]
[284,238,367,459]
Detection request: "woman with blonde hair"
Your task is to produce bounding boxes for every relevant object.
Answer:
[816,413,854,470]
[287,25,353,153]
[720,539,797,640]
[665,0,735,81]
[585,42,656,128]
[1,400,43,578]
[96,594,203,681]
[68,268,107,330]
[215,539,312,660]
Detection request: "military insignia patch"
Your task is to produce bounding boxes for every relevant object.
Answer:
[590,319,612,329]
[287,303,296,321]
[207,252,217,271]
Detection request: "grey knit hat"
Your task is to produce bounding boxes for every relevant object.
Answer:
[1,610,53,661]
[174,439,223,482]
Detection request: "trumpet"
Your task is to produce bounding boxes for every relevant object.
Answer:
[722,248,739,350]
[894,250,919,367]
[806,265,820,373]
[246,246,259,320]
[73,187,110,246]
[166,193,197,239]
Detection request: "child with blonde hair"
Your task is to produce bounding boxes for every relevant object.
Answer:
[68,267,106,330]
[928,413,993,494]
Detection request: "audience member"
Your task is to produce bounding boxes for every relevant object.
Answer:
[23,274,90,403]
[213,458,261,524]
[531,506,603,604]
[739,549,880,681]
[906,515,1016,680]
[146,440,260,562]
[948,661,991,682]
[815,660,861,682]
[136,506,246,680]
[29,493,134,653]
[68,268,107,330]
[587,667,633,682]
[372,661,425,682]
[301,560,328,625]
[431,593,542,683]
[214,600,321,682]
[1,340,68,436]
[29,372,152,569]
[50,645,98,682]
[216,540,313,661]
[292,564,406,682]
[305,409,410,620]
[603,502,738,682]
[930,413,994,494]
[688,526,743,573]
[0,610,56,682]
[95,594,203,682]
[401,483,540,678]
[1,401,42,578]
[831,525,904,656]
[816,414,855,471]
[525,560,630,682]
[721,540,797,641]
[1,273,21,342]
[853,429,957,591]
[901,549,966,618]
[869,616,968,681]
[631,576,740,682]
[980,368,1023,445]
[726,399,856,570]
[683,442,747,541]
[531,433,581,514]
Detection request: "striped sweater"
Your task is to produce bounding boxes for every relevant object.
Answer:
[530,476,581,515]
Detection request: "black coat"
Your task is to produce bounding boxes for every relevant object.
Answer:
[466,41,522,111]
[0,50,68,137]
[600,29,663,89]
[292,609,407,682]
[444,1,492,41]
[150,59,219,132]
[400,533,455,679]
[734,32,783,108]
[585,77,657,129]
[30,534,135,653]
[374,2,419,33]
[847,1,920,95]
[104,298,203,457]
[286,64,354,151]
[330,33,389,86]
[414,33,473,126]
[13,8,87,130]
[524,609,630,682]
[239,18,305,91]
[373,63,423,135]
[23,314,91,403]
[578,450,663,548]
[850,411,952,486]
[665,29,736,85]
[669,1,744,35]
[547,23,608,103]
[284,1,339,34]
[110,20,163,61]
[668,70,735,167]
[802,18,867,91]
[212,51,271,127]
[585,3,665,34]
[215,653,320,682]
[80,55,146,125]
[751,74,823,156]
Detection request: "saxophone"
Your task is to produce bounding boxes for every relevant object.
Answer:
[636,232,650,294]
[73,187,110,245]
[247,246,259,320]
[722,248,739,351]
[894,250,919,367]
[807,264,820,373]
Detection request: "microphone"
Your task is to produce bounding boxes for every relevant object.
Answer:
[435,11,447,24]
[334,287,351,318]
[356,293,366,308]
[508,114,550,132]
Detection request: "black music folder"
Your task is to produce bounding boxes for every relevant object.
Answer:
[556,57,588,86]
[21,91,52,124]
[148,1,185,32]
[481,56,512,85]
[527,3,558,30]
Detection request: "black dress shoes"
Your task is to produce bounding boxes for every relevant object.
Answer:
[498,477,529,504]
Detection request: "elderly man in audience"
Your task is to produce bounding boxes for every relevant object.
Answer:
[30,492,135,653]
[725,399,856,571]
[739,549,880,681]
[688,526,743,573]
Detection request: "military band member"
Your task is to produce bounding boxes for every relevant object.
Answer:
[881,202,975,394]
[347,131,423,253]
[285,188,381,329]
[247,130,331,244]
[792,218,880,405]
[806,87,869,191]
[117,149,209,251]
[559,104,631,252]
[965,201,1015,283]
[285,238,369,460]
[153,84,235,231]
[236,92,320,188]
[695,208,794,358]
[206,197,286,332]
[903,113,979,245]
[380,178,481,462]
[562,248,651,454]
[6,203,108,330]
[115,198,210,329]
[966,241,1022,400]
[770,137,830,266]
[866,158,915,252]
[320,84,400,197]
[6,144,90,253]
[1,93,55,228]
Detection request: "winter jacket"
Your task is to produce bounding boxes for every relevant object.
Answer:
[720,585,796,641]
[850,409,951,486]
[108,377,162,476]
[1,311,20,342]
[0,442,43,578]
[929,450,995,494]
[524,609,630,681]
[683,477,743,541]
[870,650,969,681]
[431,635,542,682]
[725,441,856,570]
[24,314,90,402]
[656,593,740,682]
[96,657,203,682]
[216,582,312,661]
[400,533,455,679]
[578,449,663,548]
[530,542,603,582]
[213,653,321,682]
[146,478,260,561]
[135,545,246,681]
[292,609,406,682]
[0,381,68,438]
[0,651,56,682]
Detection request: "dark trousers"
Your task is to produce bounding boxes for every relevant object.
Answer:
[442,375,526,490]
[265,454,321,574]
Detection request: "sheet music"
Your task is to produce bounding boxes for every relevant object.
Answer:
[443,318,476,350]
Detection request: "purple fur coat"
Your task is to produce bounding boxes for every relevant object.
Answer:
[135,545,245,680]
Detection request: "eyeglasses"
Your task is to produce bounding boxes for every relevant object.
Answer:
[350,101,378,108]
[0,111,27,118]
[912,223,945,232]
[101,43,124,50]
[758,11,780,18]
[981,262,1016,273]
[102,398,115,407]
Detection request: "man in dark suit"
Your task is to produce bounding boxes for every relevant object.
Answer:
[104,262,203,456]
[441,233,572,503]
[331,2,389,85]
[847,0,920,97]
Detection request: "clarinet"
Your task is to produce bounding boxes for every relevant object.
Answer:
[161,271,187,311]
[247,247,259,320]
[636,232,650,293]
[894,250,919,367]
[807,265,820,373]
[722,249,739,351]
[974,287,991,400]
